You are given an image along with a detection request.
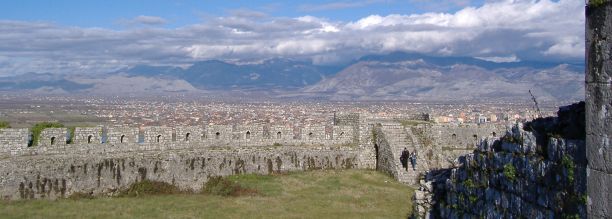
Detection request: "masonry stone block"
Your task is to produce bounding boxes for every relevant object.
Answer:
[175,126,203,143]
[0,128,28,153]
[39,128,67,147]
[73,127,102,144]
[143,126,173,143]
[106,127,139,144]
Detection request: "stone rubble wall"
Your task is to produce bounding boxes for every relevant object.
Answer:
[0,128,28,154]
[0,146,361,200]
[412,123,505,169]
[372,124,398,177]
[106,127,139,144]
[0,113,514,200]
[416,122,587,218]
[73,127,103,144]
[39,128,67,147]
[0,124,358,155]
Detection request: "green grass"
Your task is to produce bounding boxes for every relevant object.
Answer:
[0,169,414,219]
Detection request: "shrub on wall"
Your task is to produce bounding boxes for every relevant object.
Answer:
[0,121,10,128]
[503,163,517,181]
[30,122,64,146]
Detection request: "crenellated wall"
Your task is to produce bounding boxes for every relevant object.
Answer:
[0,115,511,200]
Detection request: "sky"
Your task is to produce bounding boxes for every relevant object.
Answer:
[0,0,584,76]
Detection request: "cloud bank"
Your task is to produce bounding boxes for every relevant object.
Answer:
[0,0,584,76]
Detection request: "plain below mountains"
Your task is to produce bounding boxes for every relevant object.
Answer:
[0,53,584,102]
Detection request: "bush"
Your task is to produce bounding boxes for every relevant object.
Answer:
[30,122,64,146]
[202,176,259,196]
[503,164,517,181]
[561,155,575,184]
[119,180,182,197]
[463,179,475,189]
[0,121,10,128]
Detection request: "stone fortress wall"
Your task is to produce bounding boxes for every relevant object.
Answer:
[0,113,508,200]
[0,123,355,156]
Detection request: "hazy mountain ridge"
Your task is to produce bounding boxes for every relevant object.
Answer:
[124,59,342,89]
[303,57,584,101]
[0,53,585,101]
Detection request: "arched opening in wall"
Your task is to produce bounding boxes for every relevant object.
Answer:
[374,144,379,170]
[215,132,220,139]
[120,135,125,143]
[277,131,282,139]
[492,132,497,137]
[185,133,191,142]
[308,132,313,139]
[473,134,478,141]
[201,133,206,140]
[156,135,162,143]
[87,135,93,144]
[50,137,56,145]
[452,134,457,140]
[246,131,251,140]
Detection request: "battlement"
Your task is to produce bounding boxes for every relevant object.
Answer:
[0,123,357,156]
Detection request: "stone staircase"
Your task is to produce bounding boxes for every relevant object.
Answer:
[380,124,429,185]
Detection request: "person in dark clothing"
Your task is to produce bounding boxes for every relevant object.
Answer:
[400,148,409,171]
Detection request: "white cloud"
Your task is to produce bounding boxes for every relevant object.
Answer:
[122,15,168,26]
[298,0,387,12]
[0,0,584,76]
[475,55,520,63]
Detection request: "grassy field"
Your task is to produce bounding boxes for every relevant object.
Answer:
[0,169,414,219]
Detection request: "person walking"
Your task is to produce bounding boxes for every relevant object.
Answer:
[410,151,417,171]
[400,148,409,171]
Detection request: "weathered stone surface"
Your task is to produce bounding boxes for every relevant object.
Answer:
[587,168,611,218]
[587,2,612,218]
[39,128,67,147]
[419,103,588,218]
[0,146,360,200]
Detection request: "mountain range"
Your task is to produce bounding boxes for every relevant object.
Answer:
[0,52,585,102]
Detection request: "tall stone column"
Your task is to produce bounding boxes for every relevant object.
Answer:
[586,1,612,218]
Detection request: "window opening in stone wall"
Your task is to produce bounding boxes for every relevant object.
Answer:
[156,135,162,143]
[120,135,125,143]
[492,132,497,137]
[308,132,313,139]
[87,135,93,144]
[473,134,478,141]
[201,133,206,140]
[50,137,56,145]
[246,131,251,139]
[215,132,220,139]
[185,133,190,142]
[172,132,176,142]
[277,131,282,139]
[452,134,457,140]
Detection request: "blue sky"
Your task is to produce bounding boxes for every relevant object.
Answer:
[0,0,584,76]
[0,0,486,28]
